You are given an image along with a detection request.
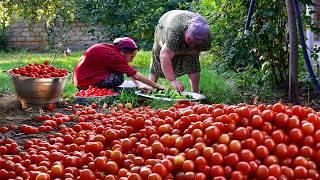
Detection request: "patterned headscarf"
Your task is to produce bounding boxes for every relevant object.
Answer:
[113,37,138,51]
[185,15,210,41]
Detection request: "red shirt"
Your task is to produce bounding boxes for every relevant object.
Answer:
[73,43,137,87]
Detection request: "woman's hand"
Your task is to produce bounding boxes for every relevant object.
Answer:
[138,84,152,93]
[156,84,167,90]
[171,80,184,92]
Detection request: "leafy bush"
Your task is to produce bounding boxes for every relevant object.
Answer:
[3,0,76,51]
[193,0,291,91]
[0,1,12,51]
[75,0,192,49]
[0,30,8,51]
[193,0,317,94]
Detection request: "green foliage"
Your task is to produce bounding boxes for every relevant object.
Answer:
[193,0,319,95]
[75,0,192,49]
[193,0,290,91]
[0,31,9,51]
[2,0,76,51]
[0,1,13,51]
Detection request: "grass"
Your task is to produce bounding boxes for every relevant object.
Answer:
[0,50,243,105]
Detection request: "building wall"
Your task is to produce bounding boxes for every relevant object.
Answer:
[6,17,99,51]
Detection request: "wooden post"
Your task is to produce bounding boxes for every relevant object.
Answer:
[286,0,299,102]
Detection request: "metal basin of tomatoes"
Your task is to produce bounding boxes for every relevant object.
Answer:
[7,70,69,105]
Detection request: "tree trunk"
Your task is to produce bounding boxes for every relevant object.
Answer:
[286,0,299,103]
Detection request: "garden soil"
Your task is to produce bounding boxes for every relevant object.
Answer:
[0,93,75,147]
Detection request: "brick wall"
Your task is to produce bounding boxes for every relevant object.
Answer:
[7,17,99,51]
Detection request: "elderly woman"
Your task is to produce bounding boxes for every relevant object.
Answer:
[73,37,165,91]
[149,10,211,93]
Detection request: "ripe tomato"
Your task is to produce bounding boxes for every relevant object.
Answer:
[242,138,257,150]
[264,155,279,166]
[139,167,152,179]
[214,144,228,156]
[255,145,269,158]
[182,160,195,172]
[251,115,264,128]
[293,166,308,179]
[174,155,185,168]
[205,126,221,140]
[50,164,64,178]
[271,130,285,144]
[229,140,241,153]
[274,113,288,127]
[269,164,281,177]
[256,165,269,179]
[203,147,214,159]
[236,106,252,118]
[224,153,239,166]
[287,144,299,157]
[211,152,223,165]
[292,105,306,118]
[233,127,249,140]
[35,173,50,180]
[315,130,320,143]
[261,109,275,122]
[47,103,55,112]
[186,148,200,160]
[94,157,107,171]
[210,165,224,176]
[79,169,95,180]
[289,128,304,143]
[106,161,119,175]
[152,163,167,177]
[281,166,294,179]
[230,171,244,180]
[272,102,285,112]
[239,149,255,162]
[147,173,163,180]
[301,122,314,136]
[194,156,207,166]
[194,173,206,180]
[274,143,288,159]
[236,161,251,175]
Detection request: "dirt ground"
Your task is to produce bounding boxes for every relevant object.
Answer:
[0,93,75,146]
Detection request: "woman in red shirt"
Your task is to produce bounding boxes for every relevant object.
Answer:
[73,37,165,90]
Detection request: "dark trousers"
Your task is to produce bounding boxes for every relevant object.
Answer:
[97,73,124,89]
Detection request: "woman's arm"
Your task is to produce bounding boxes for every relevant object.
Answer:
[160,44,176,82]
[160,44,184,92]
[132,72,165,90]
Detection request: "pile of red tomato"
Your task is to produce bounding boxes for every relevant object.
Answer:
[75,86,117,97]
[10,61,69,78]
[0,102,320,179]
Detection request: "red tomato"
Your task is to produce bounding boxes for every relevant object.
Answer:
[261,109,275,122]
[182,160,195,172]
[152,163,167,177]
[210,165,224,176]
[106,161,119,175]
[289,128,304,143]
[255,145,269,158]
[251,115,264,128]
[50,164,64,178]
[35,173,50,180]
[293,166,308,179]
[256,165,269,179]
[205,126,221,140]
[233,127,249,140]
